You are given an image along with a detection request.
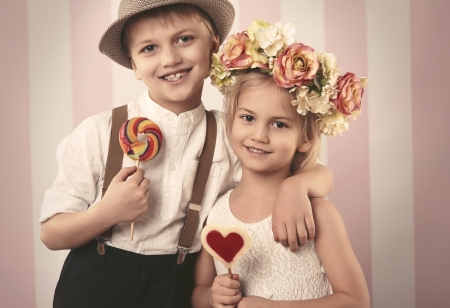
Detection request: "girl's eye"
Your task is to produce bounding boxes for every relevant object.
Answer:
[241,115,254,122]
[178,36,192,43]
[272,121,287,128]
[143,45,156,53]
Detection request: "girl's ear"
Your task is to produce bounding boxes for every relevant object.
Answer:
[211,33,220,53]
[131,59,142,81]
[297,141,311,153]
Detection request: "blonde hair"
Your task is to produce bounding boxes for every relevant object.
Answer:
[224,71,321,175]
[121,3,218,56]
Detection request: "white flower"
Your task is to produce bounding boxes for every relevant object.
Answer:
[274,22,296,46]
[291,86,334,115]
[317,110,349,136]
[318,52,340,85]
[255,24,284,57]
[321,83,338,100]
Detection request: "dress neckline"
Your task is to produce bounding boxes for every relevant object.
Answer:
[224,190,272,227]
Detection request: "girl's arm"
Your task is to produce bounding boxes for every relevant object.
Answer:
[192,247,242,308]
[40,167,149,250]
[272,163,334,251]
[240,198,369,308]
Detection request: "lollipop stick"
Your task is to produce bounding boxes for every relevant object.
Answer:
[130,159,140,241]
[228,268,232,279]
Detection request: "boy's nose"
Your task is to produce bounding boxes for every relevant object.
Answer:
[160,47,182,67]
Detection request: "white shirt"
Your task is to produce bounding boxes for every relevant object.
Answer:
[40,91,241,255]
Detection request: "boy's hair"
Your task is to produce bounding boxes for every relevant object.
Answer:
[122,3,218,56]
[224,71,321,175]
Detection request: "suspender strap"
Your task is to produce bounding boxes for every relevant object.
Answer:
[96,104,128,255]
[177,110,217,264]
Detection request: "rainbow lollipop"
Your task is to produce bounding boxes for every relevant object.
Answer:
[119,117,163,240]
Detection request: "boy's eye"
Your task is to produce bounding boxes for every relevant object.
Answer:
[272,121,287,128]
[178,36,192,43]
[241,115,254,122]
[143,45,156,53]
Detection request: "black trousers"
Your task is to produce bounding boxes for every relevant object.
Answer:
[54,240,197,308]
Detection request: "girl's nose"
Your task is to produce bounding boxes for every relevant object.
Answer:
[160,46,182,67]
[251,124,269,144]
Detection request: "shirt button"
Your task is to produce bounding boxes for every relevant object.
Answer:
[168,115,174,121]
[170,164,176,171]
[165,192,172,197]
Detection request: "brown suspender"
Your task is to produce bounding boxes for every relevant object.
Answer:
[177,110,217,264]
[96,104,128,255]
[96,105,217,263]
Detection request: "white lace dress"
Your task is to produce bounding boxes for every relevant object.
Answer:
[206,190,332,300]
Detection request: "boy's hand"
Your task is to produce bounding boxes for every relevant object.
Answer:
[101,166,150,225]
[272,177,315,252]
[211,274,242,308]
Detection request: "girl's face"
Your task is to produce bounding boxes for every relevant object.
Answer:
[230,85,305,177]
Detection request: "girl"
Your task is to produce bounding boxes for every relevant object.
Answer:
[192,20,370,308]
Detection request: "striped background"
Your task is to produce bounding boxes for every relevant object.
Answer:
[1,0,449,307]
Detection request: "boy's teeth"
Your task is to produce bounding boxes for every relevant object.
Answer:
[164,71,186,81]
[248,147,267,154]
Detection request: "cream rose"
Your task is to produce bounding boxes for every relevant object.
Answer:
[331,72,365,115]
[220,32,253,70]
[273,43,319,88]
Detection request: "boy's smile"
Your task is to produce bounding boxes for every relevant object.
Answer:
[128,14,218,115]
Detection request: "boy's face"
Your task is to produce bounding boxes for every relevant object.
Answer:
[128,14,218,114]
[230,85,307,177]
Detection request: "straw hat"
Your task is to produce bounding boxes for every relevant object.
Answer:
[99,0,235,69]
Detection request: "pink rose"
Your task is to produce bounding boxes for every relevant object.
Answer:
[273,43,319,88]
[331,72,364,115]
[220,32,253,70]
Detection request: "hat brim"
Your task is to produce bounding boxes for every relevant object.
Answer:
[99,0,235,69]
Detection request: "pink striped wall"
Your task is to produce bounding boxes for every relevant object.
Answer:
[71,0,113,126]
[1,1,449,307]
[239,0,280,26]
[0,1,36,307]
[411,1,450,307]
[324,0,372,296]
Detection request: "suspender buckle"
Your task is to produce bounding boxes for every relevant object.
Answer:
[177,247,188,264]
[96,237,108,255]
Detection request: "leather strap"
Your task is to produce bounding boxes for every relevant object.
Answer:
[96,104,127,254]
[177,110,217,264]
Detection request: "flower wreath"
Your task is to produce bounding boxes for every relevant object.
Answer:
[210,20,368,136]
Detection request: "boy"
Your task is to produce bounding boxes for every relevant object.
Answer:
[40,1,333,307]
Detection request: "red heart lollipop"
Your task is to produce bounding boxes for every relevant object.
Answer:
[201,224,251,270]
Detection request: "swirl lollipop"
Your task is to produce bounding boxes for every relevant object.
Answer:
[119,117,163,240]
[201,224,251,278]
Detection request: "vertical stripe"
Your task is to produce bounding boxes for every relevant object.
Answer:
[367,0,415,307]
[411,0,450,307]
[27,0,73,307]
[324,0,372,298]
[239,0,280,28]
[0,1,35,307]
[110,0,148,108]
[280,0,328,165]
[71,0,113,126]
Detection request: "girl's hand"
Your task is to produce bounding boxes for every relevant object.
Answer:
[272,176,314,251]
[237,296,272,308]
[211,274,242,308]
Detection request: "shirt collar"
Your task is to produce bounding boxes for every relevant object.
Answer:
[139,91,205,125]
